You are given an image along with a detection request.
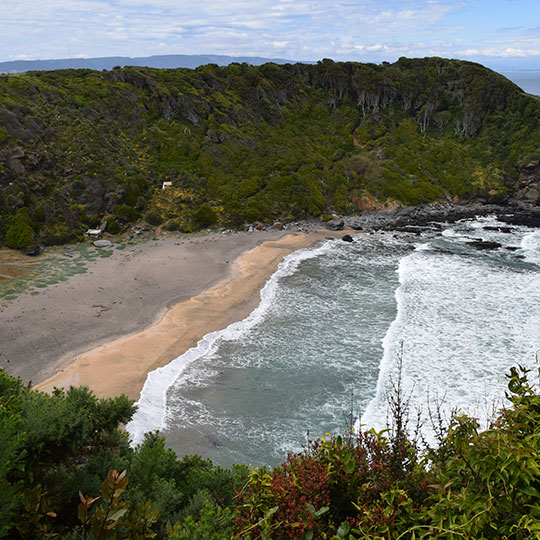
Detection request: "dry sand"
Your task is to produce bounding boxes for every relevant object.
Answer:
[1,228,348,400]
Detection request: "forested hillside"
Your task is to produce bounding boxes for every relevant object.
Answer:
[1,57,539,247]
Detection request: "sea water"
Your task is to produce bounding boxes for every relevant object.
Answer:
[127,217,540,467]
[503,70,540,96]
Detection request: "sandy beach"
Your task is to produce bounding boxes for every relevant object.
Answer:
[1,227,349,400]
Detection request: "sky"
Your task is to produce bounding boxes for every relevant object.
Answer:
[1,0,539,70]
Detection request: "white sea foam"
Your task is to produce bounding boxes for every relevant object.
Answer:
[129,220,540,464]
[126,238,338,446]
[361,223,540,441]
[521,229,540,265]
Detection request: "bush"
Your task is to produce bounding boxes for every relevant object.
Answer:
[164,219,181,232]
[106,219,122,234]
[114,204,140,222]
[193,204,217,228]
[235,431,431,539]
[4,208,34,249]
[40,224,79,246]
[144,210,163,226]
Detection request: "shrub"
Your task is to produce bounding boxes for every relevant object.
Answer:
[106,219,122,234]
[114,204,140,222]
[4,208,35,249]
[40,224,79,246]
[164,219,181,232]
[144,210,163,226]
[193,204,217,228]
[235,431,432,539]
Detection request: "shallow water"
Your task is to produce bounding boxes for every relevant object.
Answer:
[127,217,540,467]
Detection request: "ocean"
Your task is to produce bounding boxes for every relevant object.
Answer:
[127,217,540,467]
[503,70,540,96]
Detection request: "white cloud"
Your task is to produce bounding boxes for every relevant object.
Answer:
[0,0,539,69]
[459,47,540,58]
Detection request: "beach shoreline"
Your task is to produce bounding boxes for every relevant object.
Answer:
[5,201,522,401]
[1,227,349,400]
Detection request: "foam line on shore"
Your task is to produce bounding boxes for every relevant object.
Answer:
[127,239,336,446]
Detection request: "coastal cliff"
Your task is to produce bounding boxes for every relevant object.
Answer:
[1,57,539,247]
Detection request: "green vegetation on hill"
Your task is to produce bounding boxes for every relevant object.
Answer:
[1,57,539,246]
[1,363,540,539]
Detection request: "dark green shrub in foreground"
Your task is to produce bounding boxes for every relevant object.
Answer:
[0,369,247,539]
[164,219,181,232]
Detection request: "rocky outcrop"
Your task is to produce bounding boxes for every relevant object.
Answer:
[344,203,540,232]
[345,204,504,230]
[499,209,540,228]
[507,160,540,208]
[326,218,344,231]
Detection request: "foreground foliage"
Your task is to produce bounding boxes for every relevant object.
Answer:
[1,363,540,538]
[235,364,540,539]
[0,369,248,539]
[1,57,539,246]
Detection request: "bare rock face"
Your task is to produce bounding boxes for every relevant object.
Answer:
[326,218,344,231]
[509,160,540,207]
[7,147,26,174]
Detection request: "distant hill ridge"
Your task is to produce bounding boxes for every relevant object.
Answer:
[0,54,300,74]
[0,57,539,248]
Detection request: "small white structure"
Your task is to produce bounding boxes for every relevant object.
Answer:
[86,220,107,238]
[162,181,173,190]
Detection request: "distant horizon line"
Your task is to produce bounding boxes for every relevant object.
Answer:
[0,53,539,75]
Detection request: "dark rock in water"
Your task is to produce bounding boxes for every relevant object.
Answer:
[505,246,519,251]
[326,218,344,231]
[500,210,540,228]
[21,245,41,256]
[467,240,502,250]
[342,234,354,243]
[394,226,423,234]
[483,226,514,233]
[515,255,526,259]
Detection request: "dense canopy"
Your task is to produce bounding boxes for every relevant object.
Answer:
[1,57,539,247]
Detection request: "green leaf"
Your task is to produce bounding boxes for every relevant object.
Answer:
[108,507,128,522]
[344,455,356,474]
[336,520,351,537]
[519,485,540,498]
[313,506,329,518]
